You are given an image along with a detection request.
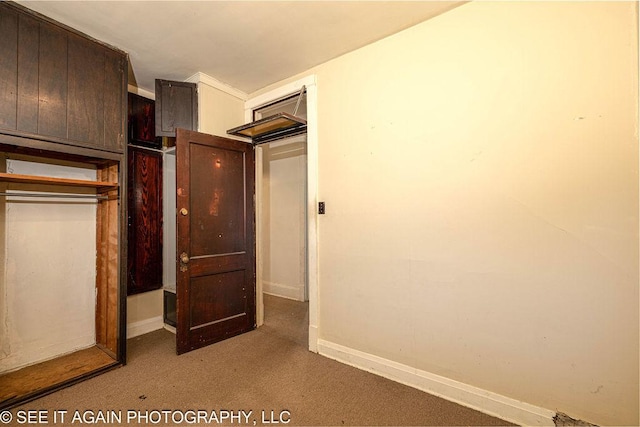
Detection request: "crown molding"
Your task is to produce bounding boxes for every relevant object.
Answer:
[185,72,248,101]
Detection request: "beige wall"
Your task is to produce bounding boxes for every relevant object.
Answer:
[198,81,245,137]
[127,290,163,325]
[261,138,307,301]
[254,1,639,425]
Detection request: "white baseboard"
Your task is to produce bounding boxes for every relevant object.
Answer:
[317,339,556,427]
[127,316,164,339]
[263,281,305,301]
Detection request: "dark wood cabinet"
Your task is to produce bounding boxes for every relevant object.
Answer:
[0,2,127,153]
[155,79,198,137]
[0,2,127,410]
[128,93,161,148]
[127,146,163,295]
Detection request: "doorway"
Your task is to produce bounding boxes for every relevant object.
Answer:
[256,96,308,346]
[157,76,319,354]
[249,76,319,352]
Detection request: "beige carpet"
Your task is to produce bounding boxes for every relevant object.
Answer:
[12,295,513,426]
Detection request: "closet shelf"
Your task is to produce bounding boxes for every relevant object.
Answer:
[0,172,118,192]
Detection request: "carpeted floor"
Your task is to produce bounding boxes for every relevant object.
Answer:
[12,294,513,426]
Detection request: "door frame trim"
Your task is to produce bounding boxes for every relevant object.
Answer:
[246,75,319,353]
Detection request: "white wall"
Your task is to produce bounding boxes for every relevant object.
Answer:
[261,138,307,301]
[0,159,97,372]
[252,2,638,425]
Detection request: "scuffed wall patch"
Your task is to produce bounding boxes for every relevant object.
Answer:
[554,412,598,427]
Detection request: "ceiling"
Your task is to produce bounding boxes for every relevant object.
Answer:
[16,1,464,96]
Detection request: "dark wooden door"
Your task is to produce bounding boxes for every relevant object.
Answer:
[127,146,163,295]
[175,128,255,354]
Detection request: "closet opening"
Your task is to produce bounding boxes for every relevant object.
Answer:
[0,145,123,408]
[254,93,309,347]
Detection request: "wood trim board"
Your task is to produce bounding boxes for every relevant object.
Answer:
[0,172,117,190]
[0,346,119,409]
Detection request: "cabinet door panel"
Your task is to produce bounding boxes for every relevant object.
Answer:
[155,80,197,137]
[68,34,105,147]
[0,7,18,130]
[103,50,125,152]
[17,14,39,134]
[127,147,163,295]
[38,22,68,139]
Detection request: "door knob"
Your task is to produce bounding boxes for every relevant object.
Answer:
[180,208,188,216]
[180,252,190,264]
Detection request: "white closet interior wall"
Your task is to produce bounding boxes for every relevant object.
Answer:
[0,158,97,373]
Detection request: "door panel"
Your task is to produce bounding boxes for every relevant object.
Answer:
[68,33,105,147]
[189,270,247,328]
[189,143,246,255]
[127,146,163,295]
[38,23,68,139]
[176,128,255,355]
[0,6,18,130]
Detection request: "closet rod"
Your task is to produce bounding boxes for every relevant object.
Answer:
[0,192,108,200]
